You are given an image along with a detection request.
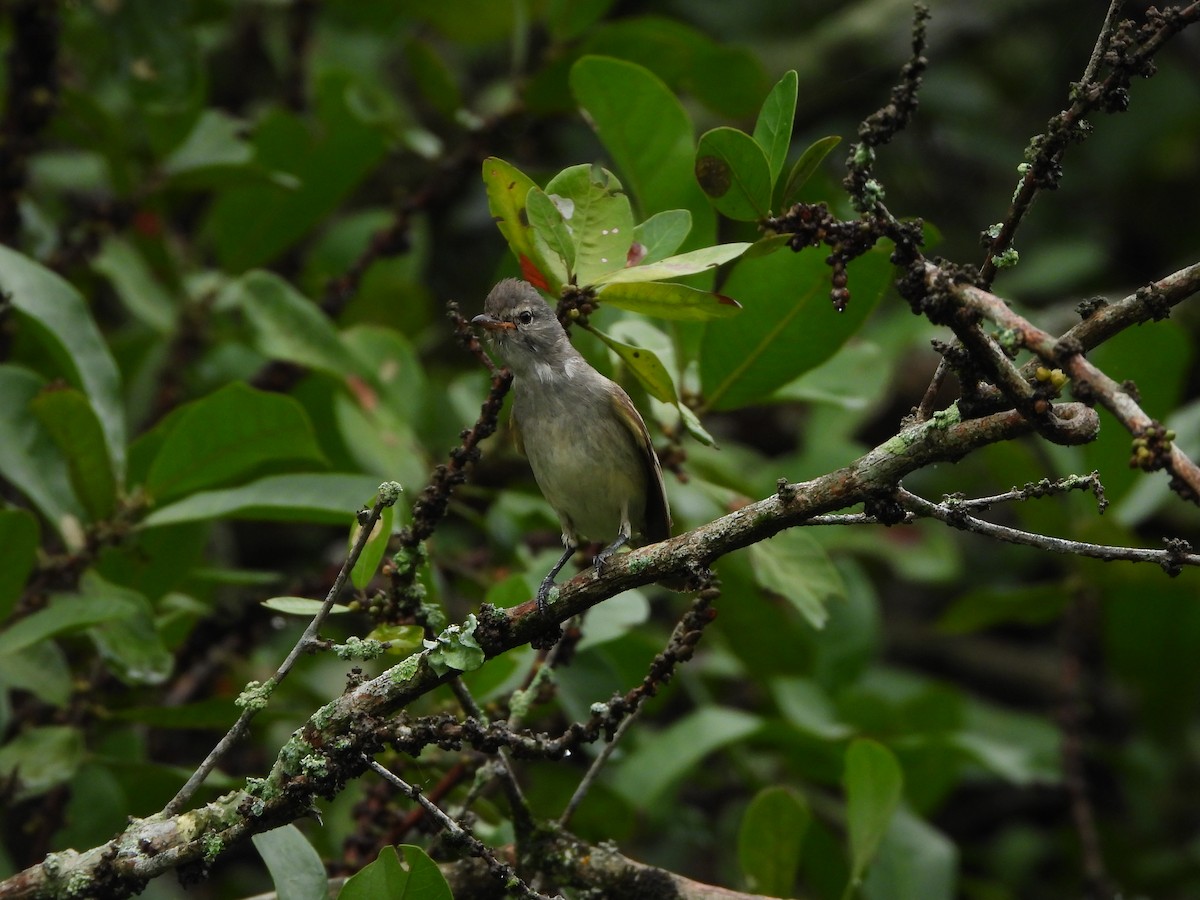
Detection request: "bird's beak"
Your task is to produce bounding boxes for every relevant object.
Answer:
[471,314,515,332]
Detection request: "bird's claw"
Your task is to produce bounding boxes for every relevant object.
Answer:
[535,578,555,614]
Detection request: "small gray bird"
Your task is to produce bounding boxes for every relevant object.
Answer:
[472,278,671,611]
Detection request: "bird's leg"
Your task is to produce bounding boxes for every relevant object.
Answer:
[536,542,576,613]
[593,521,632,575]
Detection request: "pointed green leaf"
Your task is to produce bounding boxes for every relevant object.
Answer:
[570,56,716,252]
[142,382,325,503]
[215,270,350,376]
[781,135,842,207]
[845,739,904,888]
[141,473,381,529]
[162,109,254,177]
[862,810,957,900]
[677,402,717,447]
[261,596,353,616]
[545,164,635,287]
[695,127,773,221]
[752,69,798,186]
[525,186,575,282]
[92,237,177,333]
[482,157,559,292]
[632,209,692,264]
[0,509,38,619]
[252,825,329,900]
[599,281,742,321]
[30,387,118,522]
[338,845,452,900]
[739,785,810,896]
[593,242,751,286]
[0,726,84,802]
[0,585,131,658]
[83,574,172,686]
[0,365,87,542]
[743,233,792,259]
[587,326,676,404]
[350,503,394,590]
[700,244,893,411]
[748,530,846,629]
[0,245,127,479]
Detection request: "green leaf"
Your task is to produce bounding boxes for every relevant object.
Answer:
[0,509,38,619]
[738,785,811,896]
[592,242,751,286]
[0,726,85,802]
[631,209,692,264]
[215,270,350,377]
[575,589,650,651]
[544,164,635,287]
[548,0,618,40]
[748,530,846,629]
[570,56,715,249]
[0,369,85,541]
[338,845,452,900]
[0,245,127,480]
[482,157,559,292]
[937,583,1068,634]
[142,382,326,503]
[862,810,957,900]
[30,387,118,521]
[141,473,381,529]
[84,573,173,686]
[526,186,575,284]
[612,707,761,807]
[261,596,353,616]
[772,677,855,740]
[162,109,254,179]
[92,237,177,333]
[252,825,329,900]
[782,135,843,207]
[0,641,71,707]
[351,504,394,591]
[0,586,132,658]
[587,326,677,404]
[844,738,904,889]
[205,71,390,271]
[695,127,773,221]
[752,69,799,186]
[404,37,463,118]
[598,281,742,321]
[700,244,893,411]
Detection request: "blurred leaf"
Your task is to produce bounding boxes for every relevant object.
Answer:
[0,245,127,479]
[31,386,118,521]
[772,677,855,740]
[92,237,177,333]
[215,270,351,377]
[738,785,810,896]
[570,55,715,250]
[700,245,892,410]
[749,529,846,629]
[781,135,842,207]
[577,589,650,651]
[403,37,462,118]
[338,844,452,900]
[482,157,559,292]
[862,809,957,900]
[142,382,326,503]
[845,738,904,888]
[84,574,172,686]
[0,641,71,707]
[937,584,1068,634]
[548,0,618,41]
[350,504,394,590]
[953,702,1061,784]
[260,597,353,616]
[587,326,676,404]
[141,473,381,529]
[597,281,742,321]
[695,127,773,221]
[592,242,751,286]
[160,108,267,188]
[205,71,389,271]
[543,164,634,287]
[0,726,85,802]
[0,583,134,658]
[632,209,692,264]
[612,707,761,807]
[752,70,798,187]
[0,509,38,619]
[252,825,329,900]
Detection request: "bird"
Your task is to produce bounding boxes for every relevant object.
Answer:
[472,278,671,612]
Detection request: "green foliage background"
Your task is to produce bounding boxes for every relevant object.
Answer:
[0,1,1198,898]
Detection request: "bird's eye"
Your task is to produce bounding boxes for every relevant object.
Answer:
[517,310,534,326]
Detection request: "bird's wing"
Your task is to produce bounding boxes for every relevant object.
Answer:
[611,389,672,543]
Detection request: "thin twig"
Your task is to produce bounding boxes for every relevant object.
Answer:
[164,484,403,815]
[362,756,558,900]
[558,705,641,828]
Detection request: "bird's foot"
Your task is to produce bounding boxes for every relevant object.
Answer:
[535,577,557,614]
